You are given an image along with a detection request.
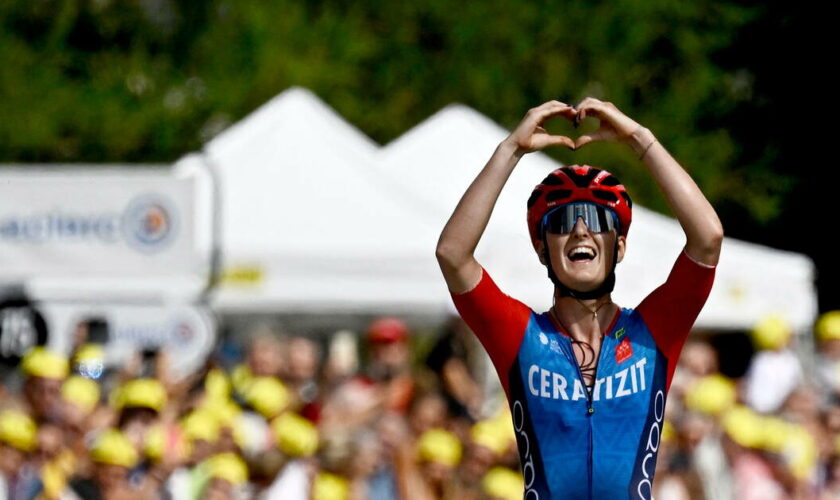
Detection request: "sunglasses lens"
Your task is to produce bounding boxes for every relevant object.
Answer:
[543,203,616,234]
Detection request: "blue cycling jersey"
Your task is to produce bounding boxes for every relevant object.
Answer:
[451,250,715,499]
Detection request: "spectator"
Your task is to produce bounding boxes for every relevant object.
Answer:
[0,409,38,500]
[424,316,485,421]
[743,315,803,414]
[20,348,69,425]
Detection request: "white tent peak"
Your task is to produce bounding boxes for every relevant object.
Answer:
[206,86,380,160]
[382,102,511,154]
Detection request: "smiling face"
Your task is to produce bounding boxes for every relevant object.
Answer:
[539,217,626,292]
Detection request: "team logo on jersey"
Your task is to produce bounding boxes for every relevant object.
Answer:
[615,336,633,364]
[614,327,626,340]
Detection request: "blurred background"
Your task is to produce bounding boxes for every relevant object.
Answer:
[0,1,835,499]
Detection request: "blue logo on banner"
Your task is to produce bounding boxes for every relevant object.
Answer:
[122,195,178,253]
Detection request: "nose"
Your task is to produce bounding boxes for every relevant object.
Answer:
[572,216,590,236]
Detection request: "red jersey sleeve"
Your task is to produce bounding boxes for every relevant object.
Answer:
[450,267,531,397]
[636,248,716,391]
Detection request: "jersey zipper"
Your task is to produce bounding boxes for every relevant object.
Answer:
[569,324,615,500]
[550,308,621,500]
[570,343,600,500]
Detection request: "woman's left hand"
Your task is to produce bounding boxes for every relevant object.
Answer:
[573,98,643,150]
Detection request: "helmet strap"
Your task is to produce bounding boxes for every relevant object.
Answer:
[541,234,619,301]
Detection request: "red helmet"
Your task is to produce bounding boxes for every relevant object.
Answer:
[366,317,409,344]
[526,165,632,251]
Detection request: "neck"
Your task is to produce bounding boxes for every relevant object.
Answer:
[550,291,616,343]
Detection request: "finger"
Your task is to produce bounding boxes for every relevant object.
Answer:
[534,106,578,126]
[575,98,609,121]
[574,129,612,149]
[537,135,575,150]
[530,100,575,120]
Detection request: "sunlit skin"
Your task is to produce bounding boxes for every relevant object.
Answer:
[538,217,625,294]
[534,217,626,381]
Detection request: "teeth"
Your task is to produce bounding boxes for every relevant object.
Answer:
[568,247,596,259]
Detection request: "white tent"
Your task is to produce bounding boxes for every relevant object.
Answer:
[207,87,817,332]
[205,88,447,314]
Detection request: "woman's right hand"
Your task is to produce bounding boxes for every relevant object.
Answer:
[505,100,578,157]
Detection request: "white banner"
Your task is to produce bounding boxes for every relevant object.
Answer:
[41,302,217,379]
[0,167,203,281]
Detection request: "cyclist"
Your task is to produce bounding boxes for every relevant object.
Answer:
[435,98,722,499]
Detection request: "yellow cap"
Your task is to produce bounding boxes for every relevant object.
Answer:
[242,376,291,419]
[73,343,105,378]
[0,409,37,452]
[113,378,167,412]
[471,419,512,456]
[684,374,737,416]
[760,417,792,452]
[206,452,248,485]
[231,364,253,396]
[723,406,765,448]
[144,424,165,461]
[200,397,242,427]
[661,420,676,444]
[751,314,792,350]
[816,311,840,341]
[182,410,221,444]
[312,472,349,500]
[417,428,462,467]
[271,412,319,457]
[90,429,139,468]
[74,343,104,362]
[482,467,525,500]
[781,425,818,480]
[21,347,69,380]
[205,368,232,402]
[62,375,100,413]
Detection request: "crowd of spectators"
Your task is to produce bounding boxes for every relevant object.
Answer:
[3,310,840,500]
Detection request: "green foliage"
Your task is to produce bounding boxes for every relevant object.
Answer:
[0,0,787,225]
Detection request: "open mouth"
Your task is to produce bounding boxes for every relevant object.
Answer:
[567,246,597,262]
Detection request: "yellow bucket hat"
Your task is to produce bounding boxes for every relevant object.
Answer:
[312,472,349,500]
[816,311,840,341]
[206,452,249,485]
[271,411,319,457]
[182,409,222,444]
[684,374,737,416]
[112,378,167,412]
[62,375,101,413]
[90,429,139,468]
[205,368,232,402]
[482,467,525,500]
[21,347,69,380]
[242,376,291,419]
[417,428,462,467]
[0,409,37,452]
[72,343,105,379]
[471,419,513,456]
[722,406,765,449]
[750,314,792,351]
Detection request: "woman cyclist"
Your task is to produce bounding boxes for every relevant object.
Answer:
[435,98,722,499]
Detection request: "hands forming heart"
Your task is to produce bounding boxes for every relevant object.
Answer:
[508,98,644,156]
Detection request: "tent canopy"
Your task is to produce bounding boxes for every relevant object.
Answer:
[206,87,817,332]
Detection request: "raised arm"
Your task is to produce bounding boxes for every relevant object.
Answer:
[575,98,724,266]
[435,101,576,293]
